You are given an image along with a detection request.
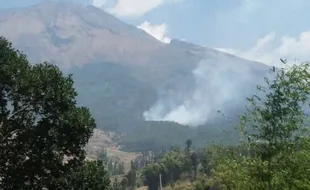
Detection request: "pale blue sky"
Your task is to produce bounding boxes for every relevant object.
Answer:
[1,0,310,65]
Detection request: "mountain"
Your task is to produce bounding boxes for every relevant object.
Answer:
[0,1,271,151]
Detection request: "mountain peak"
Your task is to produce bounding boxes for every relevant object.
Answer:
[0,1,163,68]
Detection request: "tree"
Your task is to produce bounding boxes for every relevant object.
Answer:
[108,160,114,174]
[143,163,166,190]
[99,148,109,165]
[244,61,310,189]
[113,160,118,175]
[119,162,125,175]
[0,37,96,189]
[209,61,310,189]
[186,139,192,150]
[191,151,198,180]
[66,160,112,190]
[161,147,185,183]
[126,168,137,189]
[184,139,193,174]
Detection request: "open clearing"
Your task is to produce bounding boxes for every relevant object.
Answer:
[86,129,140,172]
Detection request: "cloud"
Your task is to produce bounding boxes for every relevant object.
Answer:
[137,21,171,43]
[92,0,183,17]
[217,30,310,66]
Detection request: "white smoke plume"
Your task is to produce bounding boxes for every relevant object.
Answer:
[143,53,267,126]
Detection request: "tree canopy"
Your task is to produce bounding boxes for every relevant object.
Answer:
[66,160,111,190]
[0,37,107,189]
[200,62,310,189]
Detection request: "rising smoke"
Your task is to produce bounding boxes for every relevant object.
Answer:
[143,53,268,127]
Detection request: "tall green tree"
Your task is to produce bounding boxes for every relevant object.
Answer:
[191,151,198,180]
[209,61,310,189]
[243,61,310,189]
[99,148,109,165]
[108,160,114,173]
[0,37,96,189]
[186,139,192,150]
[143,163,166,190]
[119,162,125,175]
[161,147,185,183]
[126,168,137,189]
[184,139,193,174]
[113,161,118,175]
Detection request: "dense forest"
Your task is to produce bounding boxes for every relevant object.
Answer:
[2,35,310,190]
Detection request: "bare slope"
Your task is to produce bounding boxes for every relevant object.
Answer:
[0,1,162,68]
[86,129,139,172]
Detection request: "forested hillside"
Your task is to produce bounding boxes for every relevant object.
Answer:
[112,61,310,190]
[0,1,271,151]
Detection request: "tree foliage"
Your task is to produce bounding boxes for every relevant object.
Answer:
[142,145,199,190]
[206,62,310,189]
[66,160,111,190]
[0,37,99,189]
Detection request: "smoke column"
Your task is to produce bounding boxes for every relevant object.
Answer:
[143,53,268,126]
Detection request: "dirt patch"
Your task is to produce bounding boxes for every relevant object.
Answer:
[85,128,140,173]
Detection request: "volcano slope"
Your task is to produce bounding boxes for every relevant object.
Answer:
[0,1,271,151]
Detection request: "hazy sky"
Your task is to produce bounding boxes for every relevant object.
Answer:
[1,0,310,65]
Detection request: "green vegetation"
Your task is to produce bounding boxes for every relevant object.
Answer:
[66,160,111,190]
[116,61,310,190]
[204,61,310,189]
[0,37,111,189]
[2,35,310,190]
[119,121,239,152]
